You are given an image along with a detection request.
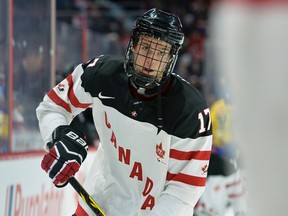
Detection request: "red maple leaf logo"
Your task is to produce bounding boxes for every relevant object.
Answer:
[201,164,208,174]
[156,143,165,159]
[57,83,65,92]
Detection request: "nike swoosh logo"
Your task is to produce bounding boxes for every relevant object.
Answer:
[98,92,115,99]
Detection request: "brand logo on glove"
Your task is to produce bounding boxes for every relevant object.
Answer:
[66,131,87,146]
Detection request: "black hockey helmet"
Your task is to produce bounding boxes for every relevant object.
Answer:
[124,8,184,90]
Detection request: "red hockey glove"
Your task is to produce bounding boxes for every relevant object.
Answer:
[41,125,88,186]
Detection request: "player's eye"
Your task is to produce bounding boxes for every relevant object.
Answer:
[158,50,166,56]
[142,45,149,51]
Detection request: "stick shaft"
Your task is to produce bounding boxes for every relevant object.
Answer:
[68,177,106,216]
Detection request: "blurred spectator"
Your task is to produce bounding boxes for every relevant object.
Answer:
[87,3,122,34]
[0,72,8,152]
[13,38,49,129]
[13,0,51,131]
[0,72,6,109]
[57,0,92,24]
[0,109,8,152]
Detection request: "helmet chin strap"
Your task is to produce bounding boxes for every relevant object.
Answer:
[156,85,163,134]
[129,78,163,135]
[136,87,146,95]
[130,77,159,96]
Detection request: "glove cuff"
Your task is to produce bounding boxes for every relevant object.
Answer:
[55,181,69,188]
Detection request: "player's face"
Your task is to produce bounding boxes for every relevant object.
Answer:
[132,35,172,82]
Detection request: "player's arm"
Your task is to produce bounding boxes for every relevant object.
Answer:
[149,106,213,215]
[36,61,94,147]
[36,59,97,185]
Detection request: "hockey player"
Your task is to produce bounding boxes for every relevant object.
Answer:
[194,95,247,216]
[36,8,212,216]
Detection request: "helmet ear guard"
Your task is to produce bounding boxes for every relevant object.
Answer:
[124,8,184,90]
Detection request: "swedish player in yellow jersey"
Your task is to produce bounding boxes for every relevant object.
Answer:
[210,97,234,159]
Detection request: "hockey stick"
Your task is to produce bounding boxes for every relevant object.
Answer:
[68,177,106,216]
